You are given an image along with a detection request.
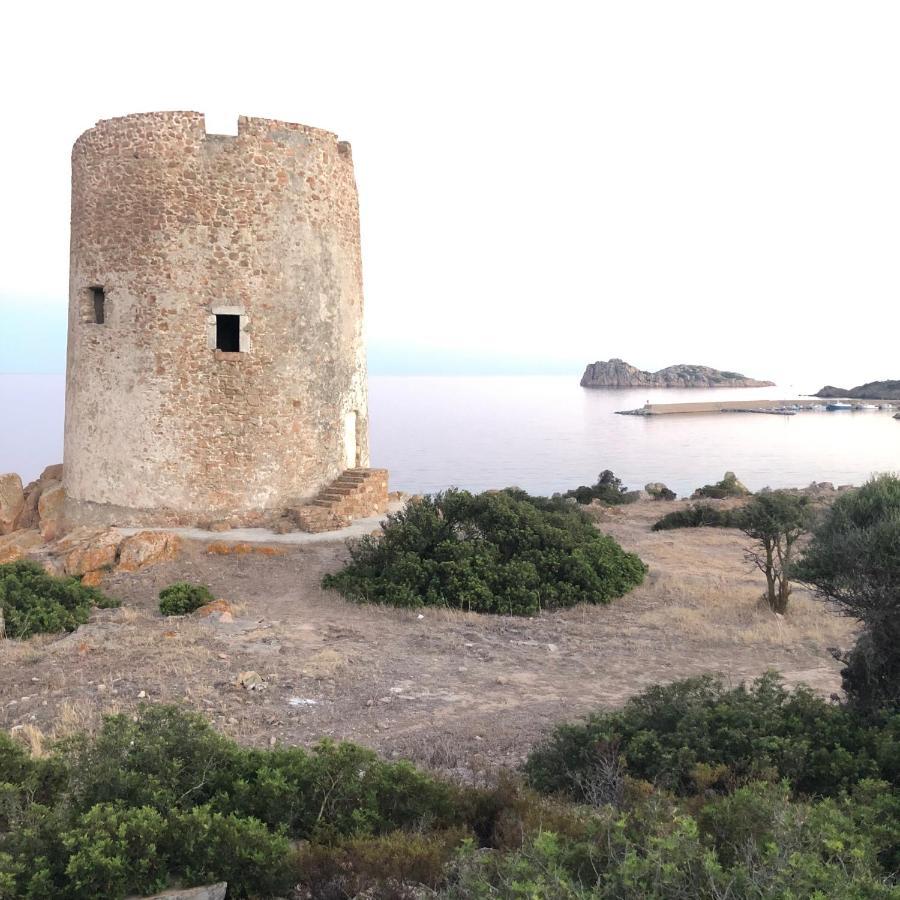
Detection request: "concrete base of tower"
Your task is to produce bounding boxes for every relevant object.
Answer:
[56,468,389,537]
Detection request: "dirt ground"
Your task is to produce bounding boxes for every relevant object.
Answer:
[0,500,855,774]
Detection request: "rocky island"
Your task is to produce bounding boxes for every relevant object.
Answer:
[814,380,900,401]
[581,358,775,389]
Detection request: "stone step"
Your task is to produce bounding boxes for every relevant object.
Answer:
[292,468,389,533]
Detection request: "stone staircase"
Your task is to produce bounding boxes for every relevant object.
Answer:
[291,468,389,533]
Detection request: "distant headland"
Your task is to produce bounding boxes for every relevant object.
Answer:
[580,358,775,389]
[814,380,900,401]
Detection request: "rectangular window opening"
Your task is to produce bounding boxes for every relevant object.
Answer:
[215,314,241,352]
[90,286,106,324]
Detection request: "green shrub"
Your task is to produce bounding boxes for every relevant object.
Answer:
[157,582,214,617]
[167,806,293,899]
[61,705,241,814]
[228,740,461,842]
[525,672,895,800]
[61,706,462,841]
[61,804,168,899]
[563,470,639,506]
[1,705,467,897]
[0,561,118,639]
[2,697,899,898]
[795,473,900,713]
[652,504,744,531]
[691,471,751,500]
[322,488,646,615]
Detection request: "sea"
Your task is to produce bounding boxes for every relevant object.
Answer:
[2,374,898,498]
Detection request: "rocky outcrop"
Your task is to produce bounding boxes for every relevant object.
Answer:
[37,483,66,541]
[691,471,751,500]
[118,531,183,572]
[0,530,43,564]
[580,359,774,389]
[645,482,677,501]
[127,884,227,900]
[813,380,900,401]
[0,474,25,535]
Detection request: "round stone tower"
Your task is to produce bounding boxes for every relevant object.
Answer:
[63,112,369,523]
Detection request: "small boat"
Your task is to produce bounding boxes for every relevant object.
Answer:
[826,402,853,411]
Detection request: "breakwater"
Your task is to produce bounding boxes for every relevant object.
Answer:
[616,399,897,416]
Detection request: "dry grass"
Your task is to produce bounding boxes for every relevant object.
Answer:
[601,499,855,650]
[633,577,852,646]
[9,723,47,757]
[53,699,102,740]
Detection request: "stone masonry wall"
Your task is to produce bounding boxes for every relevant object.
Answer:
[64,112,368,519]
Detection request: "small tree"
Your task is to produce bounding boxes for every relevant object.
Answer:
[794,474,900,713]
[739,491,813,614]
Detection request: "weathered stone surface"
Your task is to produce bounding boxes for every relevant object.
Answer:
[580,359,774,389]
[40,464,64,483]
[0,530,43,564]
[205,542,284,556]
[236,670,264,690]
[117,531,182,572]
[63,530,122,577]
[80,570,105,587]
[38,483,66,541]
[126,883,227,900]
[65,112,369,526]
[16,485,41,531]
[195,599,234,618]
[0,474,25,535]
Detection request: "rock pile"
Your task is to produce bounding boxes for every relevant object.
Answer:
[0,464,184,584]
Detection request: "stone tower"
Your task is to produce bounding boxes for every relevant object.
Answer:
[63,112,372,525]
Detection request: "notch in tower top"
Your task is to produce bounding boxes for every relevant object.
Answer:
[203,112,239,137]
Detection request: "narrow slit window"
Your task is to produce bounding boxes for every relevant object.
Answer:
[90,287,106,324]
[215,314,241,352]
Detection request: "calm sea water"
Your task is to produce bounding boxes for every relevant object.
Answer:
[2,374,898,497]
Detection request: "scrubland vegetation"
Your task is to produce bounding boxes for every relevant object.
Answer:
[2,679,897,899]
[0,561,118,640]
[157,581,215,617]
[1,476,898,896]
[322,488,646,615]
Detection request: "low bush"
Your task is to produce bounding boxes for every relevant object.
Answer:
[563,470,639,506]
[445,782,900,898]
[525,672,898,800]
[652,503,744,531]
[321,488,646,615]
[157,582,214,617]
[2,690,898,897]
[297,828,469,897]
[691,471,751,500]
[166,806,293,898]
[0,561,119,639]
[0,705,466,899]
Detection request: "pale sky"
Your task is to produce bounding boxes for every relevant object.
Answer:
[1,1,898,387]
